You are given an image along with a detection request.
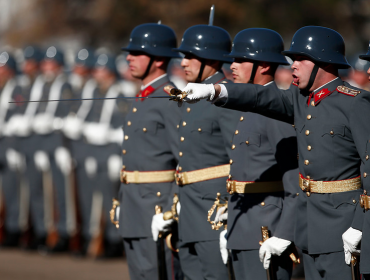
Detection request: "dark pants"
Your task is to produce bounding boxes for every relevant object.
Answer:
[231,249,292,280]
[179,240,229,280]
[123,237,182,280]
[302,251,351,280]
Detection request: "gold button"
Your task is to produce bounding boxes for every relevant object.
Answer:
[178,166,182,171]
[122,149,126,155]
[181,137,185,142]
[228,174,232,179]
[292,124,295,128]
[307,145,312,151]
[122,165,126,170]
[177,124,179,129]
[306,192,311,197]
[229,159,233,164]
[182,121,186,126]
[235,130,239,135]
[305,130,310,136]
[353,199,356,203]
[366,155,369,161]
[143,128,147,132]
[127,121,131,126]
[246,140,249,144]
[261,202,265,206]
[311,101,315,106]
[157,192,161,197]
[133,107,137,113]
[240,116,244,121]
[232,144,235,150]
[124,135,129,140]
[364,172,367,178]
[179,152,183,157]
[304,160,309,165]
[296,193,299,196]
[307,115,312,120]
[306,175,310,179]
[330,131,334,135]
[198,128,202,132]
[187,108,191,113]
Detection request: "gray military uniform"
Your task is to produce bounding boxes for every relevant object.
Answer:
[119,75,182,280]
[215,77,369,279]
[225,81,298,280]
[177,71,240,279]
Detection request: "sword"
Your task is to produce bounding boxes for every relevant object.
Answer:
[261,226,275,280]
[351,254,361,280]
[155,205,168,280]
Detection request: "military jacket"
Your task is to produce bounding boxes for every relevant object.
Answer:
[217,77,370,255]
[226,82,298,250]
[177,71,240,243]
[118,75,181,238]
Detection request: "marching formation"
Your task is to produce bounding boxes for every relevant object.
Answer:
[2,7,370,280]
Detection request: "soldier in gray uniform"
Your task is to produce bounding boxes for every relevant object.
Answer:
[0,52,24,246]
[180,26,370,280]
[171,25,241,280]
[212,28,298,280]
[119,23,183,280]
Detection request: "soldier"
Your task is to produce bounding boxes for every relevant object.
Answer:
[119,23,183,279]
[212,28,299,280]
[82,52,123,258]
[171,24,241,279]
[179,26,370,279]
[0,51,23,247]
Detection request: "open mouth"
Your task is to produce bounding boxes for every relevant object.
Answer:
[292,74,299,84]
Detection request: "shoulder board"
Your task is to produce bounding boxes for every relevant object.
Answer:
[336,85,360,97]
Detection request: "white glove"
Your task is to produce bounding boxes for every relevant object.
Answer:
[55,147,72,175]
[85,157,98,178]
[151,213,173,242]
[259,237,291,269]
[342,227,362,265]
[34,151,50,172]
[83,122,109,145]
[6,149,24,171]
[33,113,54,135]
[107,154,121,182]
[214,206,228,223]
[62,115,83,140]
[182,83,216,102]
[220,229,228,265]
[109,128,124,144]
[6,115,32,137]
[176,200,181,215]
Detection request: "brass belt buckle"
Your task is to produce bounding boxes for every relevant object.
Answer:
[175,172,183,185]
[226,180,233,194]
[302,178,311,197]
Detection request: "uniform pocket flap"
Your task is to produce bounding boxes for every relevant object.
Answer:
[293,122,305,133]
[191,120,213,134]
[240,133,261,147]
[135,120,158,135]
[331,191,359,209]
[321,124,345,137]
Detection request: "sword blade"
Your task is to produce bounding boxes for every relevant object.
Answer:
[9,96,174,104]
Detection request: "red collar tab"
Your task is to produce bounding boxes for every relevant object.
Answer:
[292,82,298,87]
[136,85,155,101]
[314,88,332,105]
[307,92,314,106]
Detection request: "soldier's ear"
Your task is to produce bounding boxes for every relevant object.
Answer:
[259,62,271,75]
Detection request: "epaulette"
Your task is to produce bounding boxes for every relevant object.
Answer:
[336,85,360,97]
[292,82,298,87]
[221,80,228,84]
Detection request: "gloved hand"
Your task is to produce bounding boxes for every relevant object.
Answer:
[6,149,24,171]
[107,154,121,181]
[85,157,98,178]
[219,229,228,265]
[176,200,181,215]
[83,122,110,145]
[259,237,291,269]
[34,151,50,172]
[62,115,83,140]
[214,206,228,223]
[342,227,362,265]
[33,113,54,135]
[181,83,216,102]
[55,147,72,175]
[151,213,173,242]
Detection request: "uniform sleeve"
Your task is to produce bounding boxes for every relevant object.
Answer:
[215,83,296,124]
[266,118,299,242]
[348,92,370,231]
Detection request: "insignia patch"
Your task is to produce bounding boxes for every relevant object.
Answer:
[336,85,360,97]
[314,88,331,104]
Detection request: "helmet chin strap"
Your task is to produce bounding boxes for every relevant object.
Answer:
[140,57,154,80]
[195,60,206,83]
[305,64,319,93]
[248,62,259,84]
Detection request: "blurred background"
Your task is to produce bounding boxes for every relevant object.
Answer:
[0,0,370,279]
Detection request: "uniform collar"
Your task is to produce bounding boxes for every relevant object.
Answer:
[140,74,168,90]
[307,77,342,106]
[137,74,170,100]
[201,71,226,84]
